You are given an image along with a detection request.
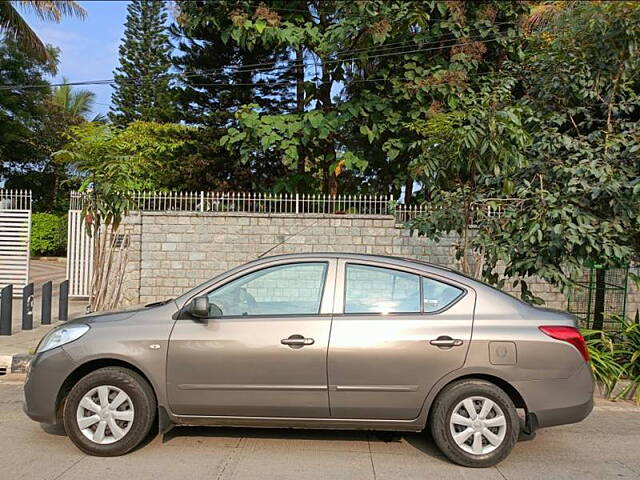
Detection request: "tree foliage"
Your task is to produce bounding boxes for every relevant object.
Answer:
[54,121,199,191]
[110,0,175,126]
[171,0,297,191]
[30,212,67,256]
[202,0,528,196]
[0,0,85,64]
[50,77,99,120]
[410,1,640,303]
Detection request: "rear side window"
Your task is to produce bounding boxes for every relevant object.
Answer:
[345,264,420,314]
[422,277,464,312]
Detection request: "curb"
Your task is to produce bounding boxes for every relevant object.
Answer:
[31,257,66,263]
[0,354,32,374]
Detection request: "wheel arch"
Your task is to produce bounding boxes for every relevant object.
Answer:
[443,373,528,410]
[420,370,529,428]
[55,358,159,423]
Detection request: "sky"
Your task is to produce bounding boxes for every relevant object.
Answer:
[22,0,131,118]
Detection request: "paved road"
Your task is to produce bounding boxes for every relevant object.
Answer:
[0,376,639,480]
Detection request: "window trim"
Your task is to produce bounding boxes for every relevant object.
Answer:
[182,261,332,320]
[342,262,423,315]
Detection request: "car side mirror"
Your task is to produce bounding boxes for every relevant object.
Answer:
[188,296,210,319]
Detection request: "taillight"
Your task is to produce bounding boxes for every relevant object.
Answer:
[539,326,590,362]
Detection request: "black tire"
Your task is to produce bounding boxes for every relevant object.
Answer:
[63,367,156,456]
[429,379,519,468]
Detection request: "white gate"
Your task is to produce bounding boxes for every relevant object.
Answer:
[0,190,31,297]
[66,209,93,298]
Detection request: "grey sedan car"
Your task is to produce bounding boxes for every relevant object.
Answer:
[24,253,593,467]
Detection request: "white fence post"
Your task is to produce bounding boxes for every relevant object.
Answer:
[66,195,93,298]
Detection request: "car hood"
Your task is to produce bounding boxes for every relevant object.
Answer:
[69,300,176,325]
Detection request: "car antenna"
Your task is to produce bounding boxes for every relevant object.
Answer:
[256,219,320,258]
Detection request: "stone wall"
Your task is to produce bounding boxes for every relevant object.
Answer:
[117,211,585,311]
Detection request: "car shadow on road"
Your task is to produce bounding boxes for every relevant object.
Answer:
[161,426,447,460]
[38,420,447,461]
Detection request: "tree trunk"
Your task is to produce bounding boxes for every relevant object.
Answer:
[592,268,607,330]
[404,175,413,205]
[295,47,305,181]
[318,11,337,196]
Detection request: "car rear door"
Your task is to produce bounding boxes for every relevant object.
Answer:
[327,259,475,420]
[167,258,337,418]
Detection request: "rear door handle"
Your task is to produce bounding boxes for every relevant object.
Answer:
[430,336,463,348]
[281,334,314,349]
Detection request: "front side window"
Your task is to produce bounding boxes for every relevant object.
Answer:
[345,264,420,314]
[422,277,464,312]
[207,262,328,316]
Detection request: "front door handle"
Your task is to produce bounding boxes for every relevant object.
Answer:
[430,336,463,348]
[281,334,314,349]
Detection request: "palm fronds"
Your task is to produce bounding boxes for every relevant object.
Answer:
[0,1,86,62]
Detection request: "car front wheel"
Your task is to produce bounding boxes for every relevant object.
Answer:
[430,379,520,467]
[63,367,156,456]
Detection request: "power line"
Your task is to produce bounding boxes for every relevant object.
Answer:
[0,32,525,91]
[184,24,521,78]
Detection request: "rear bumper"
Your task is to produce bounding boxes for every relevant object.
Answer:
[530,397,593,429]
[23,347,75,425]
[514,362,594,429]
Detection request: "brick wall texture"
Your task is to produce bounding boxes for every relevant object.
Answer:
[117,211,640,316]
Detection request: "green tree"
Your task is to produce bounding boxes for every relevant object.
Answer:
[0,39,55,182]
[110,0,175,126]
[54,121,199,191]
[171,0,296,191]
[218,1,528,195]
[411,1,640,304]
[50,77,98,120]
[0,0,85,63]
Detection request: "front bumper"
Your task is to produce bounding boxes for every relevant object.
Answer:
[23,347,76,424]
[514,362,594,429]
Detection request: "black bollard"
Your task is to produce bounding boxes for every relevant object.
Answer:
[42,281,52,325]
[0,284,12,336]
[59,280,69,322]
[22,282,34,330]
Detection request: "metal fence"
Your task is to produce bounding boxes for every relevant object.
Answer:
[70,191,398,216]
[69,191,516,221]
[0,190,31,297]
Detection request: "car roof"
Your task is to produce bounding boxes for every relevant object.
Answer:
[252,252,460,276]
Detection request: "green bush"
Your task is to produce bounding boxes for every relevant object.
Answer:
[582,314,640,405]
[30,213,67,257]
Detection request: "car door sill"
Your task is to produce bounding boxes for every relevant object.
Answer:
[170,413,424,432]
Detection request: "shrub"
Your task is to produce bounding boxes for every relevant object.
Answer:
[582,314,640,405]
[30,213,67,256]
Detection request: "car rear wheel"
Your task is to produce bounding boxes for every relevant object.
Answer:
[430,379,519,467]
[63,367,156,456]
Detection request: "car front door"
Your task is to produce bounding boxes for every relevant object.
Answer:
[167,259,336,418]
[328,259,475,420]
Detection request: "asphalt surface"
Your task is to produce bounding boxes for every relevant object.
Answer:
[1,374,639,480]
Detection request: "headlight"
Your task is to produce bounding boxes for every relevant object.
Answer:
[37,324,90,353]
